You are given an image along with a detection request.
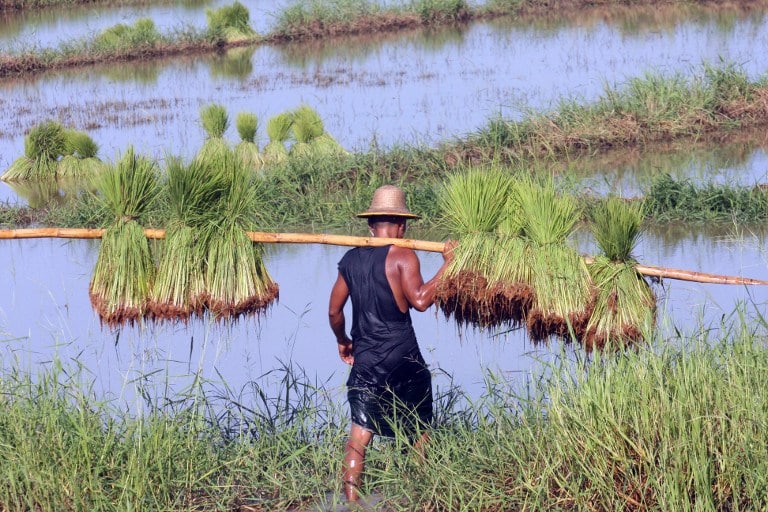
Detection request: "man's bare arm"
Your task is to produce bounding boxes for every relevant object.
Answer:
[393,241,455,312]
[329,272,354,364]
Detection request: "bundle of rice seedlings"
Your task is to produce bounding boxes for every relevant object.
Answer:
[262,113,292,165]
[514,177,593,343]
[2,120,66,182]
[234,112,265,171]
[289,104,348,157]
[58,130,106,177]
[196,103,231,163]
[289,105,323,158]
[434,166,520,328]
[206,1,256,43]
[584,197,656,350]
[148,157,229,322]
[89,147,159,328]
[197,151,278,320]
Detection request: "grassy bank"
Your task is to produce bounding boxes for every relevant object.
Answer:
[449,62,768,162]
[2,309,767,510]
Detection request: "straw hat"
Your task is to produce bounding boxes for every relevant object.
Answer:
[357,185,421,219]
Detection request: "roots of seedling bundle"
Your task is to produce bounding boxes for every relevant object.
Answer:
[436,270,534,329]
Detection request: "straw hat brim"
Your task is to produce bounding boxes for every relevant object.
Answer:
[357,210,421,219]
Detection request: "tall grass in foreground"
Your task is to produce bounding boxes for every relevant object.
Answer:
[3,311,768,510]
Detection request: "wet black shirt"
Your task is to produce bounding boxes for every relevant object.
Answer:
[338,245,432,437]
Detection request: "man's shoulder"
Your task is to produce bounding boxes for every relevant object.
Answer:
[386,245,418,264]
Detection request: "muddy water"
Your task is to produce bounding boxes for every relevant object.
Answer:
[3,5,768,204]
[1,228,766,404]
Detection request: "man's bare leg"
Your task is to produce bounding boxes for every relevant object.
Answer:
[343,424,374,502]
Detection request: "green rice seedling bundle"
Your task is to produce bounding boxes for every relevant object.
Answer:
[584,197,655,350]
[2,120,67,182]
[58,130,106,177]
[89,147,159,327]
[434,166,518,328]
[148,157,229,322]
[234,112,265,171]
[196,103,231,163]
[262,113,292,165]
[205,1,256,43]
[484,211,535,329]
[288,105,324,158]
[197,151,278,320]
[515,177,592,343]
[289,104,348,157]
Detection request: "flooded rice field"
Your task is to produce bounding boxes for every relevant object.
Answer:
[3,5,768,202]
[2,2,768,404]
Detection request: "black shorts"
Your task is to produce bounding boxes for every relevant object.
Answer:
[347,356,433,438]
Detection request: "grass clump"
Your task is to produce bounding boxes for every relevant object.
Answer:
[392,315,768,511]
[235,112,265,171]
[205,1,257,43]
[584,197,656,350]
[200,152,278,319]
[644,173,768,223]
[434,166,531,328]
[196,103,231,163]
[412,0,470,23]
[58,130,107,177]
[513,176,592,342]
[462,63,768,162]
[89,146,159,327]
[2,120,67,181]
[263,112,293,165]
[288,104,348,158]
[92,18,163,52]
[148,157,228,322]
[274,0,384,38]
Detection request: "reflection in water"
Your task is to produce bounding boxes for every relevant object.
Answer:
[3,176,95,208]
[487,2,768,37]
[100,59,162,84]
[275,23,467,67]
[556,137,768,196]
[209,46,255,79]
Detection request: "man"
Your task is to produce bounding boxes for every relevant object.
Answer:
[328,184,454,502]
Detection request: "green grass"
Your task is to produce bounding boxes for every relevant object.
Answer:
[643,173,768,223]
[3,308,768,509]
[462,63,768,161]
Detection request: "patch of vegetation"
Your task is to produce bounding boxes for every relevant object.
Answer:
[455,63,768,163]
[643,172,768,222]
[2,310,768,509]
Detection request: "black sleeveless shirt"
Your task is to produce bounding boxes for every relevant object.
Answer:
[338,245,421,378]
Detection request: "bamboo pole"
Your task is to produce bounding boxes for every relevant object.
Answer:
[2,227,767,285]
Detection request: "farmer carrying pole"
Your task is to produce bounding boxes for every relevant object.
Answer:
[328,185,456,503]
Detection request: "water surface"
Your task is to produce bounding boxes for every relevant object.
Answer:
[1,230,766,409]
